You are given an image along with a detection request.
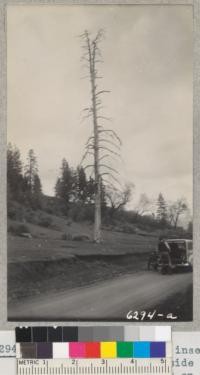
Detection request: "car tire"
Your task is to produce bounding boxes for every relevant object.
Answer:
[167,266,173,275]
[161,267,167,275]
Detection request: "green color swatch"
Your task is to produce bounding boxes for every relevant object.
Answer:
[117,342,133,358]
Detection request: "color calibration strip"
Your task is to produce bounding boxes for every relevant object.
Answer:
[16,341,172,359]
[16,326,171,343]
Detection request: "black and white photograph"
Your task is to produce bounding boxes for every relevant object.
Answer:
[7,4,193,321]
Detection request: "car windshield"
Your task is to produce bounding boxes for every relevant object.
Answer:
[167,241,186,258]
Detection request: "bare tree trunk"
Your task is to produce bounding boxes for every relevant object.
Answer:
[80,30,122,243]
[91,67,101,243]
[87,36,101,243]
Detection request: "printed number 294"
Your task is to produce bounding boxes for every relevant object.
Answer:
[0,345,16,354]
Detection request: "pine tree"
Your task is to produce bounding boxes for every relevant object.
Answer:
[55,159,76,204]
[24,149,38,193]
[76,166,88,203]
[33,174,42,195]
[157,193,167,224]
[32,174,43,208]
[24,149,43,207]
[86,177,96,204]
[55,177,62,199]
[7,143,24,201]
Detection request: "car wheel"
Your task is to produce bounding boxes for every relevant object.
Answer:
[147,261,151,270]
[161,267,167,275]
[167,266,173,275]
[188,265,193,272]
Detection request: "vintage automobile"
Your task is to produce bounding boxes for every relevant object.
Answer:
[147,238,193,274]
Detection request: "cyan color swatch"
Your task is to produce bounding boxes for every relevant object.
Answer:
[133,342,150,358]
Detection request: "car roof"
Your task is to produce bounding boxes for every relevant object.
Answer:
[165,239,192,243]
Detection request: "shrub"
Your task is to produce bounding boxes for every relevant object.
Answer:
[121,223,136,234]
[114,223,136,234]
[7,208,17,220]
[61,233,73,240]
[8,224,30,236]
[45,207,54,214]
[38,216,53,228]
[68,203,94,222]
[72,234,90,242]
[7,202,25,221]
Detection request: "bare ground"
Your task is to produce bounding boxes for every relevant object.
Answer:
[8,271,192,321]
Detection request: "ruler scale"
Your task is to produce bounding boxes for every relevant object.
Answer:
[17,359,171,375]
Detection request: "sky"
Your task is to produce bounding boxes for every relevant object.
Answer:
[7,4,193,210]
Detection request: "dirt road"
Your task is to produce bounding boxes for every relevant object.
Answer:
[8,271,192,321]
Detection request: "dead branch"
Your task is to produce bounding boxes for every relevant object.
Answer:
[95,90,110,96]
[99,153,120,164]
[99,154,110,161]
[80,75,90,80]
[85,136,94,145]
[85,144,95,150]
[97,116,112,122]
[83,164,95,170]
[80,149,94,165]
[81,113,93,123]
[98,129,122,145]
[101,178,118,191]
[98,146,121,158]
[99,164,119,174]
[81,107,92,113]
[99,138,121,150]
[101,172,121,186]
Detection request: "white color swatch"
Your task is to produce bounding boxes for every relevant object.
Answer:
[155,326,171,342]
[53,343,69,358]
[139,326,171,342]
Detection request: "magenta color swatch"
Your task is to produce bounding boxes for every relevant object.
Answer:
[69,342,86,358]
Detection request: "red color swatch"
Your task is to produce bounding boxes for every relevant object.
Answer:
[85,342,100,358]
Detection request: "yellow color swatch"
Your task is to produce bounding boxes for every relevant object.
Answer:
[100,342,117,358]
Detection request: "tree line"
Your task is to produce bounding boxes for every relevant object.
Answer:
[7,143,107,211]
[7,144,42,209]
[134,192,189,229]
[7,143,190,230]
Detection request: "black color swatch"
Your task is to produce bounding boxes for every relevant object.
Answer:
[32,327,48,342]
[16,327,32,342]
[47,327,62,342]
[63,327,78,342]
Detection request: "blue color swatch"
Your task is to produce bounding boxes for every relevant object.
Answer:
[150,342,166,358]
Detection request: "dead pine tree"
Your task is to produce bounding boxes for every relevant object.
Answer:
[79,30,122,243]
